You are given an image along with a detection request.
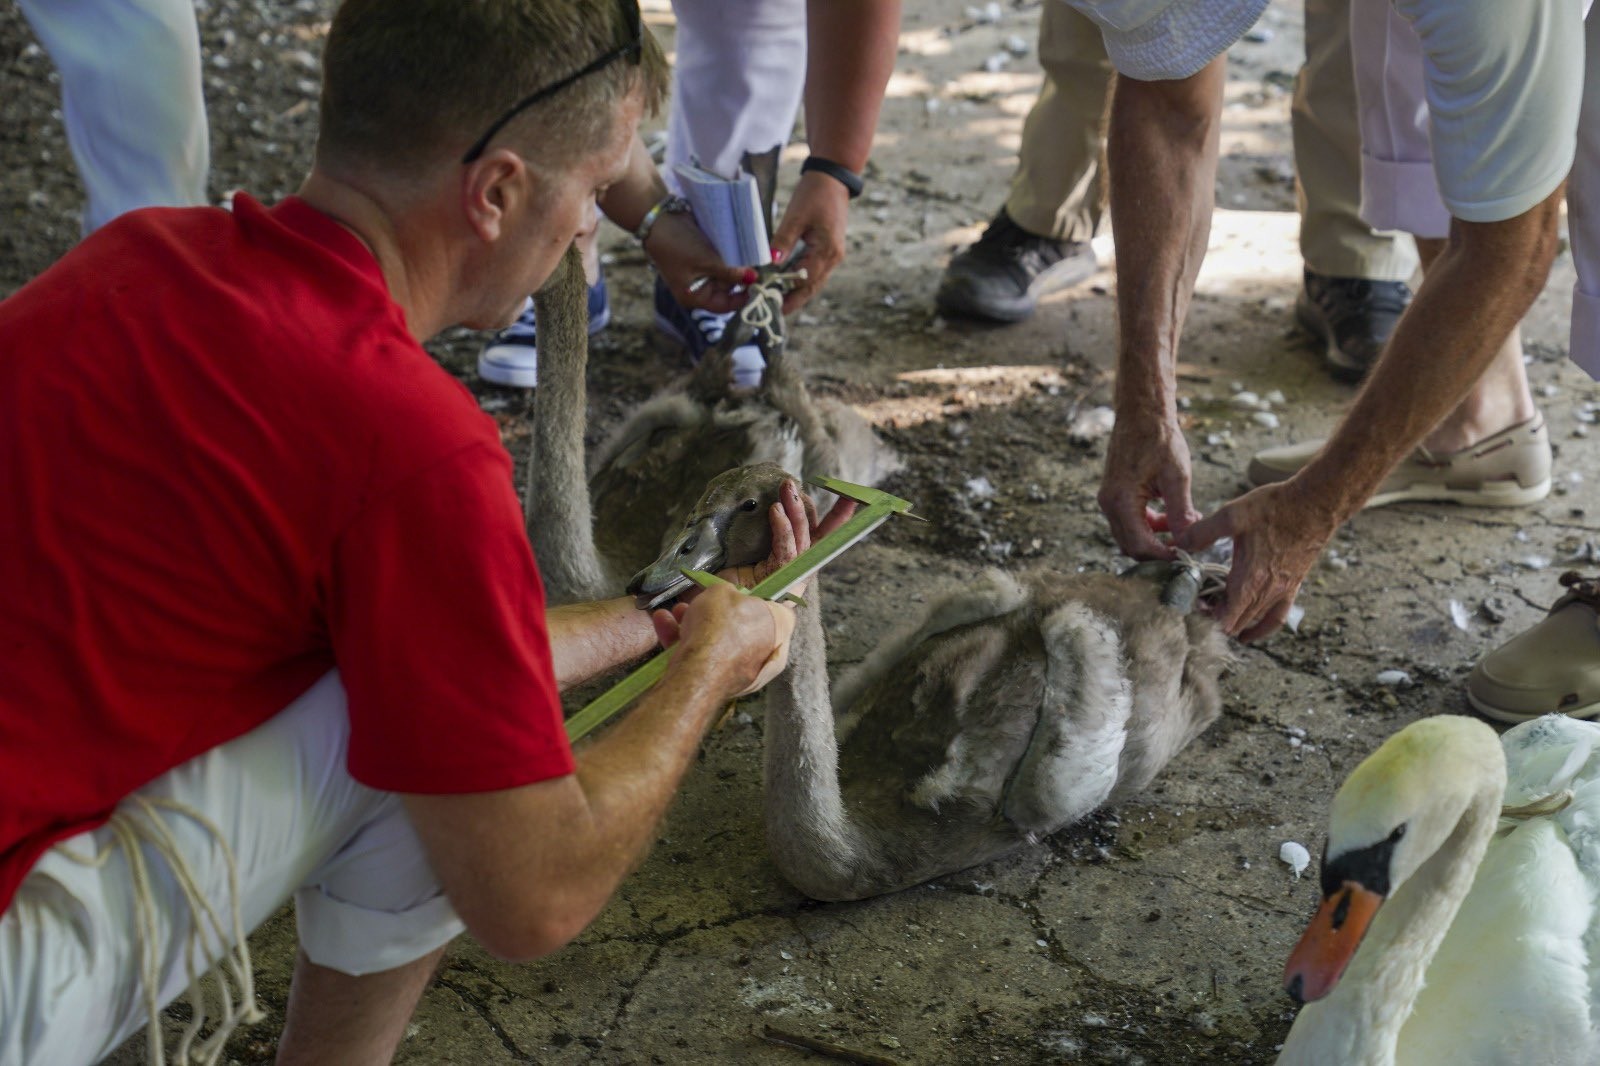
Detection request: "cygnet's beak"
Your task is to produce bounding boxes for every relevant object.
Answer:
[627,516,728,610]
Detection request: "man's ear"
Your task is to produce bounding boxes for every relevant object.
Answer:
[461,148,528,243]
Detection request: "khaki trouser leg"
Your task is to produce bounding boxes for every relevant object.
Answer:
[1003,0,1113,242]
[1292,0,1417,280]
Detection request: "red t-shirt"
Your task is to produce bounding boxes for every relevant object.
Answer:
[0,195,573,911]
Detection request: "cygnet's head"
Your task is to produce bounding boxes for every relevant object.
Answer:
[626,462,795,609]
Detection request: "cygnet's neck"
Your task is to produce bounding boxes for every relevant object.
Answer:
[524,246,608,603]
[762,591,873,900]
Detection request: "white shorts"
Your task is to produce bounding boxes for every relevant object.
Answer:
[1351,0,1600,375]
[0,672,462,1066]
[1350,0,1588,236]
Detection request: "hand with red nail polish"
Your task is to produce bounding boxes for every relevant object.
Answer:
[638,209,751,315]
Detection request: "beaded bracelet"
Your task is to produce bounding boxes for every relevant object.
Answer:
[634,193,691,244]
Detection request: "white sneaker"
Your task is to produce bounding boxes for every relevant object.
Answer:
[478,276,612,388]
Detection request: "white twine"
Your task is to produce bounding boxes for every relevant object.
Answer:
[1173,546,1231,601]
[58,796,264,1066]
[737,268,807,346]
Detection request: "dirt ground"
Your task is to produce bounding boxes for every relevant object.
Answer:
[4,0,1594,1063]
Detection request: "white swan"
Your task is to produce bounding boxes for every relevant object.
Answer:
[1279,713,1600,1065]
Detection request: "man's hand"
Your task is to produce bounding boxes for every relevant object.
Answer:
[644,211,755,316]
[650,582,795,697]
[1098,410,1201,560]
[770,173,850,314]
[651,478,858,691]
[1177,480,1335,642]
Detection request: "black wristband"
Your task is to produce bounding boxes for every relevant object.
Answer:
[800,155,864,199]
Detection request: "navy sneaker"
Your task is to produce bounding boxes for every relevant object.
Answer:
[652,276,765,389]
[478,274,611,388]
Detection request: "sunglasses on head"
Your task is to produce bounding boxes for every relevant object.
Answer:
[460,0,643,165]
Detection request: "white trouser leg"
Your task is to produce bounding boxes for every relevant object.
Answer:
[665,0,808,189]
[17,0,208,233]
[1570,17,1600,377]
[1347,0,1450,239]
[0,673,461,1066]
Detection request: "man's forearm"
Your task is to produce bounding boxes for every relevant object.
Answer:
[1106,60,1226,420]
[1295,197,1563,522]
[802,0,900,171]
[597,136,668,234]
[568,641,736,855]
[402,640,745,961]
[405,587,777,962]
[530,614,763,943]
[546,596,657,689]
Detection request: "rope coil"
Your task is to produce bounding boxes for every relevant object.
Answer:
[58,796,263,1066]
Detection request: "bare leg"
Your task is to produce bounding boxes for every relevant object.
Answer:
[275,947,446,1066]
[1413,237,1537,454]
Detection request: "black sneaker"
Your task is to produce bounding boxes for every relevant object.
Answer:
[935,208,1097,323]
[1296,270,1412,382]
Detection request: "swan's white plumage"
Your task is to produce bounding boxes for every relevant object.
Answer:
[1499,715,1600,1044]
[1397,818,1594,1065]
[1285,714,1600,1065]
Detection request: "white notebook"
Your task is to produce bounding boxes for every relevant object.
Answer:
[672,161,771,268]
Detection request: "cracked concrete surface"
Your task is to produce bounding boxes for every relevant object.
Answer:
[2,0,1592,1062]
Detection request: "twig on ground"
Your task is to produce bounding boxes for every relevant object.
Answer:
[760,1024,904,1066]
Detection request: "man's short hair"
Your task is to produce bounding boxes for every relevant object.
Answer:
[317,0,668,174]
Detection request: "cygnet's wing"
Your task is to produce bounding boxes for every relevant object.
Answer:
[1026,572,1227,803]
[1000,600,1132,838]
[838,612,1042,819]
[817,398,904,490]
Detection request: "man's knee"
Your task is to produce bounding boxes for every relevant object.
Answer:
[295,799,463,977]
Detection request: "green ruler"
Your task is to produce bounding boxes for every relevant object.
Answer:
[564,476,919,742]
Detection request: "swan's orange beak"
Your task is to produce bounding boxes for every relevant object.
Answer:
[1282,881,1384,1003]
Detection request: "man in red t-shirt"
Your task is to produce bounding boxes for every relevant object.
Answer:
[0,2,807,1063]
